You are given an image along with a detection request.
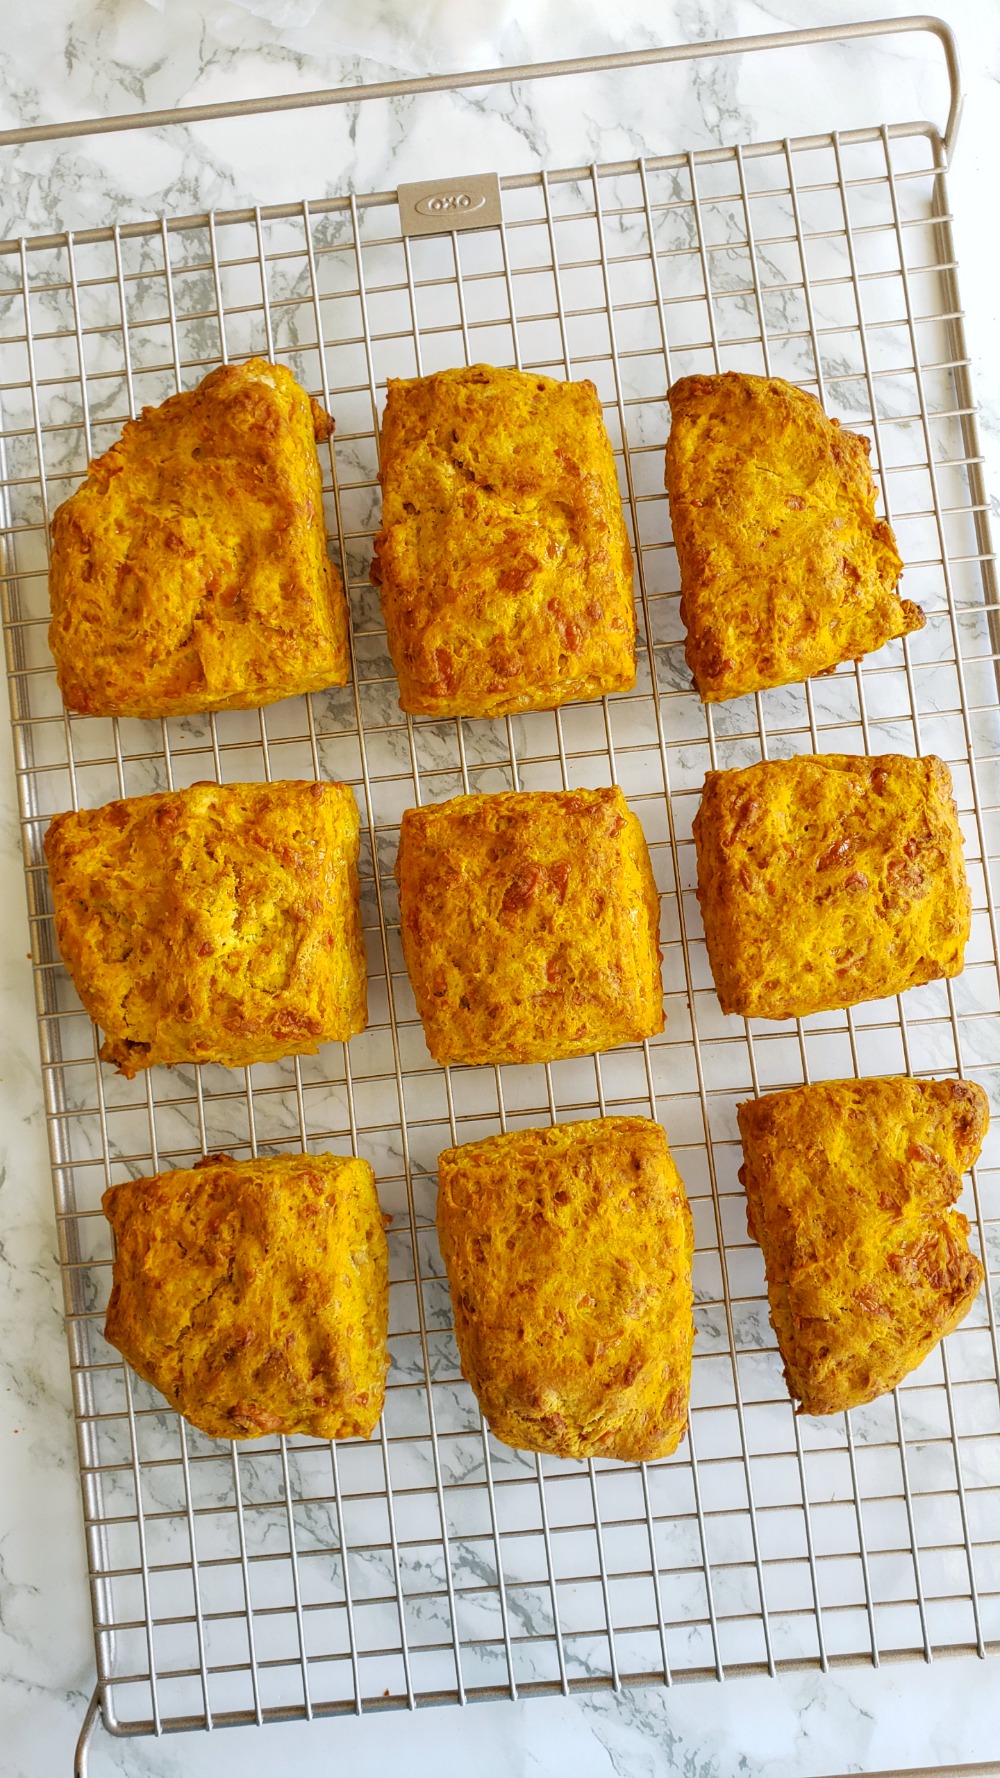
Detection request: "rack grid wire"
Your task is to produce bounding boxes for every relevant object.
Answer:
[2,110,1000,1745]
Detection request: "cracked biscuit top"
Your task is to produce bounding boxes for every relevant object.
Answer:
[371,364,636,717]
[437,1117,694,1463]
[665,372,923,703]
[395,785,663,1066]
[103,1150,389,1442]
[693,753,970,1020]
[49,357,351,717]
[738,1077,987,1414]
[44,779,367,1076]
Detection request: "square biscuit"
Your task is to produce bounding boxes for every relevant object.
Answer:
[49,357,352,717]
[103,1151,389,1441]
[693,753,970,1020]
[437,1117,693,1462]
[371,364,636,717]
[44,779,367,1076]
[395,785,663,1066]
[738,1077,987,1414]
[665,373,923,703]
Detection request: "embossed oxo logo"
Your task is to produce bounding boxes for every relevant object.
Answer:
[414,192,487,216]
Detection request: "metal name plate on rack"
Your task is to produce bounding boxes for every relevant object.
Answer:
[398,174,504,237]
[0,17,997,1775]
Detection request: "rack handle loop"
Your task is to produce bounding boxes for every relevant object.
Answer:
[0,15,963,161]
[73,1687,102,1778]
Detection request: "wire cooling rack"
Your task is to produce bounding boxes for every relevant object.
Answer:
[1,17,999,1767]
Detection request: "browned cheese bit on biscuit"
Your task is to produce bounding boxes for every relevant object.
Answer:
[437,1117,693,1462]
[665,372,923,703]
[44,779,367,1076]
[49,357,351,716]
[738,1077,988,1415]
[693,753,969,1020]
[103,1152,388,1441]
[395,785,663,1066]
[372,364,636,717]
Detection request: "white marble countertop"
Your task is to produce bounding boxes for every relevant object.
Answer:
[2,2,999,1774]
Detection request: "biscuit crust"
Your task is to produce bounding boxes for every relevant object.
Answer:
[437,1117,693,1461]
[44,779,367,1076]
[665,373,923,703]
[693,753,970,1019]
[738,1077,987,1415]
[371,364,636,717]
[395,786,663,1066]
[49,358,351,717]
[103,1151,389,1441]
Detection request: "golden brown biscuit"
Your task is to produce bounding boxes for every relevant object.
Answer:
[395,785,663,1066]
[693,754,970,1019]
[437,1117,693,1461]
[665,372,923,703]
[371,364,636,716]
[49,357,351,716]
[738,1077,988,1415]
[103,1151,389,1441]
[44,779,366,1076]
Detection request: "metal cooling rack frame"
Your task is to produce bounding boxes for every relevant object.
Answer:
[1,18,999,1776]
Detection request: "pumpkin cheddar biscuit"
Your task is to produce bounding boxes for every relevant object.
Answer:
[103,1151,389,1441]
[437,1117,694,1462]
[49,358,351,717]
[693,753,970,1020]
[44,779,367,1076]
[665,372,923,703]
[395,785,663,1067]
[371,364,636,717]
[738,1077,988,1415]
